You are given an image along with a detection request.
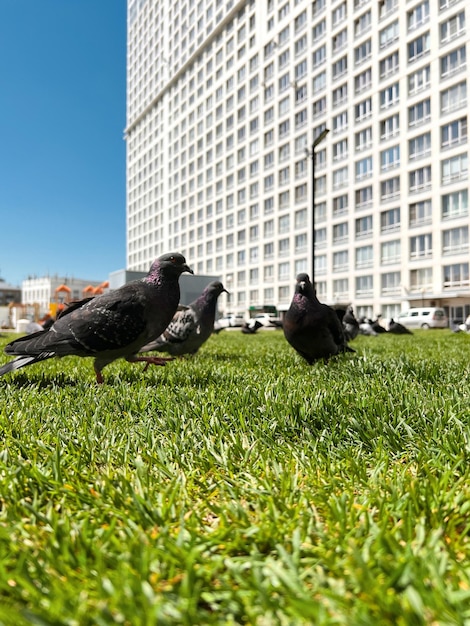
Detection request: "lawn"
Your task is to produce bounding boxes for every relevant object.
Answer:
[0,329,469,625]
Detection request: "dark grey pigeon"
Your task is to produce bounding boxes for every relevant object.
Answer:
[0,253,193,383]
[138,281,227,356]
[388,318,413,335]
[283,273,354,364]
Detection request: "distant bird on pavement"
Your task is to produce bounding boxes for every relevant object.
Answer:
[342,305,360,341]
[138,281,228,356]
[0,253,193,383]
[283,273,354,364]
[388,318,413,335]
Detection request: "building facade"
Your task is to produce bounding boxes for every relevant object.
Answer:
[126,0,470,322]
[21,276,105,317]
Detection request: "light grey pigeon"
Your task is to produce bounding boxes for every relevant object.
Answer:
[0,253,193,383]
[283,273,354,364]
[138,281,228,356]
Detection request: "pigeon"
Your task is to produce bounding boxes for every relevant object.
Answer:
[342,305,360,341]
[0,253,193,383]
[388,318,413,335]
[283,273,354,364]
[358,317,378,336]
[241,320,263,334]
[371,316,387,334]
[138,281,228,356]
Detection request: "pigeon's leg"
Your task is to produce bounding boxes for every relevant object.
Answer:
[126,354,174,372]
[94,364,104,384]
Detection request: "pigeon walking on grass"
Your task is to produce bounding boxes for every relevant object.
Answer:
[138,281,227,356]
[388,318,413,335]
[283,273,354,364]
[0,253,193,383]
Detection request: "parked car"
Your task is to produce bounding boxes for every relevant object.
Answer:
[397,307,448,330]
[215,313,245,328]
[251,313,283,328]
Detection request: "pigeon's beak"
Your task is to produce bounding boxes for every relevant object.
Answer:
[184,264,194,275]
[223,288,229,294]
[299,281,306,291]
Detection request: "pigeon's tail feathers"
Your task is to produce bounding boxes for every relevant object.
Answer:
[0,353,55,377]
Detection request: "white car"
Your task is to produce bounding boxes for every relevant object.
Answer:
[215,313,245,328]
[251,313,283,328]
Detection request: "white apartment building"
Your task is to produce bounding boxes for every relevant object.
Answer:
[126,0,470,322]
[21,276,105,317]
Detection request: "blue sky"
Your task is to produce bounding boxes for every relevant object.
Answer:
[1,0,127,286]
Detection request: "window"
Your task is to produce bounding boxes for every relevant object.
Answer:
[333,222,348,244]
[381,176,400,201]
[380,83,399,109]
[355,157,373,180]
[409,133,431,160]
[355,40,371,66]
[380,114,400,139]
[355,97,372,121]
[333,111,348,133]
[441,81,467,114]
[442,227,468,255]
[332,2,347,27]
[333,194,349,216]
[355,68,372,94]
[440,46,466,79]
[442,189,468,219]
[355,215,373,238]
[380,51,399,79]
[410,200,432,226]
[313,19,326,42]
[381,272,401,296]
[332,55,348,79]
[356,245,373,269]
[443,263,469,288]
[410,234,432,259]
[355,185,373,209]
[333,250,349,271]
[408,99,431,127]
[355,10,371,36]
[333,139,348,162]
[333,278,349,298]
[295,233,307,251]
[313,44,326,68]
[409,166,432,192]
[379,0,398,19]
[441,117,467,148]
[381,207,400,232]
[380,239,401,265]
[408,32,430,63]
[440,11,465,44]
[355,275,373,297]
[333,83,348,107]
[315,255,327,275]
[407,1,430,31]
[379,20,399,48]
[380,145,400,171]
[408,65,430,96]
[313,96,327,117]
[313,71,327,92]
[355,127,372,151]
[410,267,433,291]
[332,28,348,53]
[441,154,468,184]
[333,166,349,189]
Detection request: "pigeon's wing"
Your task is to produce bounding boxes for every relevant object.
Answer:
[162,307,198,344]
[56,297,96,319]
[325,305,352,350]
[61,286,151,354]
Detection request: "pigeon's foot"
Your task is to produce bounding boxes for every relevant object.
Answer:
[126,355,175,372]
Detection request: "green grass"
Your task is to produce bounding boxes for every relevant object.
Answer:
[0,329,470,625]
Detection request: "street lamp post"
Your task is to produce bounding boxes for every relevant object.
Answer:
[306,128,329,288]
